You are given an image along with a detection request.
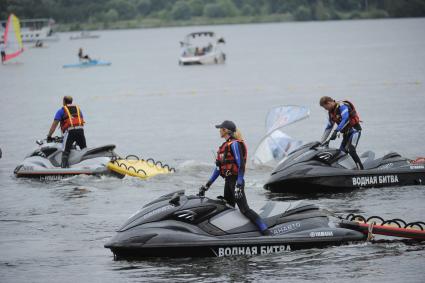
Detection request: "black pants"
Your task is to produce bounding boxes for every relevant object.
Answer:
[224,176,264,229]
[63,129,87,154]
[1,51,5,62]
[341,130,363,169]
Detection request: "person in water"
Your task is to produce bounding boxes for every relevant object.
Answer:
[199,120,271,236]
[47,96,86,168]
[0,41,6,63]
[78,48,91,62]
[320,96,363,170]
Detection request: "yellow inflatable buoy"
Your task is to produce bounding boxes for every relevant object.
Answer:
[107,156,175,179]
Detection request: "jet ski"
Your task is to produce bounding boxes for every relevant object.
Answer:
[14,137,124,180]
[104,190,366,259]
[264,141,425,194]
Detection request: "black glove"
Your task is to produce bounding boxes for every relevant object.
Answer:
[46,136,54,143]
[198,185,209,197]
[329,130,338,141]
[235,183,244,200]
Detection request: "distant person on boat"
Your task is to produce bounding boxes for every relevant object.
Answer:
[35,40,43,48]
[47,96,86,168]
[320,96,363,170]
[199,120,271,236]
[78,48,91,62]
[0,41,5,63]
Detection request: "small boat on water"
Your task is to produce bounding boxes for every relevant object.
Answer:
[62,59,111,68]
[179,31,226,65]
[1,18,58,43]
[70,31,100,40]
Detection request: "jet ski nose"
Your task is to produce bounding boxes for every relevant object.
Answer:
[104,232,157,248]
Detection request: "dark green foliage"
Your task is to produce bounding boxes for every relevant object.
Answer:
[1,0,424,27]
[171,1,192,20]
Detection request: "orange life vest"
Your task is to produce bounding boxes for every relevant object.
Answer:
[60,105,85,132]
[216,138,247,177]
[329,100,361,132]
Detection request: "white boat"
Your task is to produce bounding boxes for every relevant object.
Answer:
[179,31,226,65]
[0,18,58,43]
[69,31,100,40]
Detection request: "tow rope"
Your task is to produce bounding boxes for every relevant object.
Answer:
[107,155,176,179]
[341,214,425,240]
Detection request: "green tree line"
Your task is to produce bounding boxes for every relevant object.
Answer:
[1,0,425,29]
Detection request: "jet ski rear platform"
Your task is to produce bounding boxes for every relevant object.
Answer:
[105,190,366,259]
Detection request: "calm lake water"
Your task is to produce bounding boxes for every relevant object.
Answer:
[0,18,424,282]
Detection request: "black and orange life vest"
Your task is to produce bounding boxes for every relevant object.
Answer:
[216,138,247,177]
[329,100,361,132]
[60,105,85,132]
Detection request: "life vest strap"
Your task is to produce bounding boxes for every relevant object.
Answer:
[63,106,74,127]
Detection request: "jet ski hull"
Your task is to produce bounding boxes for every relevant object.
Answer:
[265,169,425,193]
[106,229,364,259]
[14,165,124,181]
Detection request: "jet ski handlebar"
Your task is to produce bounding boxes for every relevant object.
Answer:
[36,136,63,145]
[320,140,330,148]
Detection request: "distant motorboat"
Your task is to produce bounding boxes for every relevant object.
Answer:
[1,18,59,43]
[179,31,226,66]
[70,31,100,40]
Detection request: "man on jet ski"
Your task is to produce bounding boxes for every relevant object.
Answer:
[199,120,271,235]
[46,96,86,168]
[320,96,363,170]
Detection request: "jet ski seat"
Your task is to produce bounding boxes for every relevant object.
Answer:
[260,202,328,229]
[382,152,402,160]
[85,145,116,155]
[362,152,404,170]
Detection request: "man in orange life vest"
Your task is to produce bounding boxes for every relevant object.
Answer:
[199,120,271,235]
[47,96,87,168]
[320,96,363,170]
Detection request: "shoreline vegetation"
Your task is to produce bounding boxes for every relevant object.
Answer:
[58,11,396,32]
[2,0,425,32]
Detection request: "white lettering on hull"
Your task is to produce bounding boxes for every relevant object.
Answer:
[216,245,290,257]
[352,175,399,187]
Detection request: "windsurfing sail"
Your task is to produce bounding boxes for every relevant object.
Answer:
[3,14,24,62]
[265,105,310,135]
[252,105,310,166]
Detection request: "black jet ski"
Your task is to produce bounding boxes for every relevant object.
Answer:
[14,137,124,180]
[264,141,425,194]
[105,190,365,259]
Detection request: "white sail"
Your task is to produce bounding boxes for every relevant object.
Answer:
[253,105,310,166]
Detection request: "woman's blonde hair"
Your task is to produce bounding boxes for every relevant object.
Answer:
[228,128,243,140]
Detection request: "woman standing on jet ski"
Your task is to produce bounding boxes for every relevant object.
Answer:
[199,120,271,236]
[320,96,363,170]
